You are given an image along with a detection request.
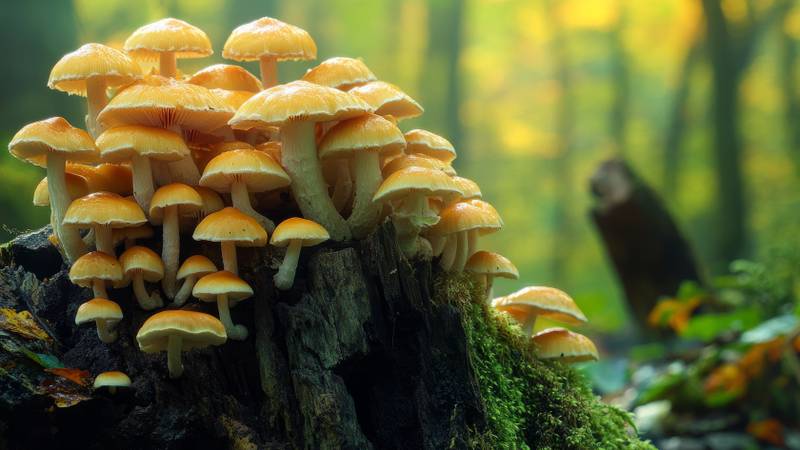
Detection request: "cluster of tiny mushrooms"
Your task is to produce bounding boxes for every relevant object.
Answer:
[9,17,599,382]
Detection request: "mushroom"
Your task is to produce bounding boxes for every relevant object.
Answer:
[491,287,587,336]
[75,298,123,343]
[193,207,268,275]
[382,154,456,178]
[302,57,377,91]
[112,224,154,250]
[199,148,291,232]
[230,81,373,241]
[222,17,316,88]
[174,255,217,306]
[93,371,131,394]
[9,117,98,262]
[96,125,190,214]
[403,129,457,164]
[531,328,599,364]
[193,271,253,340]
[69,251,123,298]
[187,64,263,92]
[349,81,424,120]
[91,163,135,196]
[180,186,224,233]
[33,172,89,236]
[136,310,226,379]
[464,251,519,302]
[123,18,212,78]
[149,183,202,299]
[427,199,503,272]
[120,246,164,310]
[48,43,141,138]
[319,113,405,238]
[270,218,330,290]
[63,192,147,255]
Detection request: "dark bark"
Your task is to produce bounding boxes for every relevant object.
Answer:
[589,159,704,333]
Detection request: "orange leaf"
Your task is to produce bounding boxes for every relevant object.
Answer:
[704,364,746,398]
[747,419,784,446]
[45,368,91,387]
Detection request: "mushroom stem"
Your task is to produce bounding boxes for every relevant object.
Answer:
[85,77,108,138]
[231,180,275,232]
[92,279,108,299]
[391,216,421,258]
[95,226,113,255]
[167,157,201,185]
[131,154,155,214]
[467,230,479,258]
[217,294,248,340]
[95,319,118,343]
[167,335,183,378]
[132,273,163,310]
[440,235,457,271]
[452,231,469,272]
[347,152,383,238]
[152,161,172,186]
[173,274,196,306]
[281,120,351,241]
[160,52,177,78]
[161,205,179,300]
[331,160,353,212]
[429,235,447,257]
[484,275,494,303]
[259,55,278,88]
[221,241,238,275]
[274,239,301,290]
[521,314,537,337]
[48,154,87,263]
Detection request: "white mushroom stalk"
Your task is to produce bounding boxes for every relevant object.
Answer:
[132,272,163,310]
[174,274,199,306]
[47,154,87,262]
[221,241,238,274]
[390,195,440,258]
[85,77,108,138]
[216,293,248,340]
[347,152,383,238]
[231,180,274,232]
[131,154,155,213]
[259,55,278,88]
[167,126,201,185]
[274,240,302,290]
[167,335,183,378]
[95,319,118,344]
[161,205,180,298]
[91,279,109,299]
[439,235,458,271]
[331,160,353,212]
[451,231,470,272]
[94,225,114,255]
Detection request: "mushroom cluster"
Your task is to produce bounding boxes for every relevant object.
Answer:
[9,16,599,379]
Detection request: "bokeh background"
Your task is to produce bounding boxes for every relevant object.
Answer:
[2,0,800,336]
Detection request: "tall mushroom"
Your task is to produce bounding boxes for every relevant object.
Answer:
[96,125,190,214]
[120,245,164,310]
[464,251,519,302]
[222,17,316,88]
[193,271,253,340]
[136,310,226,379]
[48,43,141,138]
[199,148,291,232]
[75,298,123,344]
[193,207,267,275]
[124,18,212,78]
[491,286,587,336]
[319,113,405,238]
[532,328,599,364]
[69,251,123,299]
[9,118,98,262]
[230,80,373,241]
[270,218,330,290]
[174,255,217,306]
[33,172,89,236]
[149,183,202,299]
[64,192,147,255]
[302,57,377,91]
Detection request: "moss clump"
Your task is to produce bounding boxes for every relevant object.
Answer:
[434,273,654,449]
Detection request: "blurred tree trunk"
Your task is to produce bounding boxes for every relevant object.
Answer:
[422,0,465,166]
[609,8,629,157]
[547,0,575,286]
[779,2,800,174]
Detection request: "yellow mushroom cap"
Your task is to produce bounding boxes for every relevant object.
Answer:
[124,18,213,59]
[382,154,455,177]
[33,173,89,206]
[64,192,147,229]
[373,167,463,204]
[69,251,123,287]
[48,43,141,95]
[177,255,217,280]
[136,310,226,353]
[188,64,263,92]
[92,163,134,196]
[532,328,599,363]
[255,141,282,162]
[427,200,503,236]
[9,117,98,167]
[301,57,376,91]
[318,113,405,160]
[270,217,330,247]
[97,76,233,132]
[404,129,456,163]
[193,207,268,247]
[349,81,423,121]
[93,371,131,389]
[192,270,253,303]
[229,80,372,130]
[452,177,481,201]
[465,251,519,280]
[222,17,316,62]
[149,183,202,224]
[97,125,189,163]
[75,298,123,325]
[120,245,164,282]
[191,186,225,217]
[200,149,290,193]
[211,88,256,111]
[491,286,588,326]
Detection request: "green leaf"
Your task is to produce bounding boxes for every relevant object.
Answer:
[680,307,763,342]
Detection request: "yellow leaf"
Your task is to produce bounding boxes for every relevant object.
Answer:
[0,308,52,341]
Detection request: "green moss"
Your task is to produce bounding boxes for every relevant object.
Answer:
[434,273,654,450]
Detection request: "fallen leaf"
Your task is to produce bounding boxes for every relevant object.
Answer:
[0,308,51,341]
[38,377,91,408]
[747,418,784,446]
[44,368,91,387]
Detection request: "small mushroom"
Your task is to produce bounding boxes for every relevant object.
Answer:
[427,200,503,272]
[270,218,330,290]
[531,328,599,364]
[349,81,424,121]
[69,251,123,298]
[75,298,123,343]
[403,129,457,164]
[136,310,226,378]
[63,192,147,255]
[93,371,131,394]
[174,255,217,306]
[302,57,377,91]
[193,207,267,275]
[124,18,212,78]
[465,251,519,302]
[120,246,164,310]
[491,287,587,336]
[179,186,224,233]
[193,271,253,340]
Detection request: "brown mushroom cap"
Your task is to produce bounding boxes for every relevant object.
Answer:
[318,113,405,160]
[92,164,134,196]
[491,286,587,326]
[33,173,89,206]
[177,255,217,280]
[69,251,123,287]
[193,207,268,247]
[9,117,98,168]
[382,154,456,177]
[97,125,189,163]
[349,81,423,120]
[48,43,141,95]
[120,245,164,282]
[93,371,132,389]
[188,64,263,92]
[255,141,282,162]
[532,328,599,363]
[148,183,202,225]
[200,149,290,193]
[301,57,376,91]
[373,167,463,204]
[193,270,253,303]
[124,18,213,60]
[222,17,316,62]
[63,192,147,230]
[75,298,123,325]
[465,251,519,280]
[404,129,457,163]
[270,217,330,247]
[136,310,226,353]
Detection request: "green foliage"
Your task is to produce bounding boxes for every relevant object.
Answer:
[434,273,654,449]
